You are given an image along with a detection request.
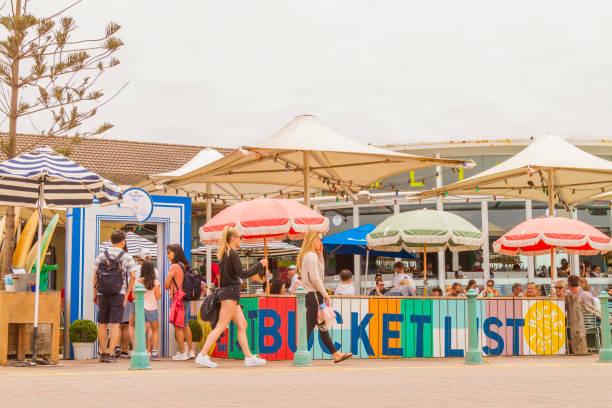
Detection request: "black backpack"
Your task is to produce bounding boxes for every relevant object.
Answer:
[96,250,126,295]
[176,262,202,301]
[199,288,220,329]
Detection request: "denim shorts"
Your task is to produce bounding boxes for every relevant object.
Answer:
[145,309,158,323]
[130,302,159,323]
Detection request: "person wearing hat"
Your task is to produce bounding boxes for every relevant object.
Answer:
[287,264,301,294]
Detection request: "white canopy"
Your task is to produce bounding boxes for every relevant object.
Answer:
[142,148,302,201]
[421,134,612,206]
[153,115,474,202]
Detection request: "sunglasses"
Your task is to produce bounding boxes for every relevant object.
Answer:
[555,287,564,289]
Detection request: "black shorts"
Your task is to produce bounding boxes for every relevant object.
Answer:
[218,284,241,302]
[98,294,125,324]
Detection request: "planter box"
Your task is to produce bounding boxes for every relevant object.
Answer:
[72,342,94,360]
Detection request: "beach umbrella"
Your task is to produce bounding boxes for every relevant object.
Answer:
[420,134,612,283]
[493,217,612,280]
[100,232,157,258]
[323,224,419,294]
[145,148,302,201]
[155,115,474,206]
[199,198,329,293]
[367,209,484,294]
[421,135,612,207]
[0,145,122,365]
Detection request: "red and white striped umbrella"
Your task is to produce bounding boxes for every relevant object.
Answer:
[493,216,612,256]
[199,198,328,244]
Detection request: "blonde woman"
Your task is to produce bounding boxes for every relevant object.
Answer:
[299,230,352,363]
[195,227,268,368]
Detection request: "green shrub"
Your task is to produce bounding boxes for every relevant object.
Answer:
[69,319,98,343]
[188,319,203,342]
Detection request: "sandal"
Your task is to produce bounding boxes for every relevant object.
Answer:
[334,353,353,364]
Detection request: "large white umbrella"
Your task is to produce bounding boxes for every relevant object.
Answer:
[420,135,612,207]
[420,134,612,280]
[154,115,474,206]
[142,148,301,201]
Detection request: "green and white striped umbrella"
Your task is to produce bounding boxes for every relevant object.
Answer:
[366,209,484,253]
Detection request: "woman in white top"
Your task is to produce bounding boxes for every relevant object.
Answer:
[298,230,352,363]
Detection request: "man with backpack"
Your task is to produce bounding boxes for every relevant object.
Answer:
[93,230,138,363]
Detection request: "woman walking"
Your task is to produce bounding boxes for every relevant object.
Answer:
[298,230,352,363]
[164,244,194,360]
[195,227,268,368]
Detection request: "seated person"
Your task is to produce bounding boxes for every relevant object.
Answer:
[558,259,570,277]
[511,282,523,297]
[334,269,356,295]
[269,279,287,295]
[524,282,538,297]
[553,280,567,299]
[368,279,388,296]
[450,282,465,297]
[385,279,415,296]
[429,286,443,297]
[479,279,499,297]
[392,262,415,288]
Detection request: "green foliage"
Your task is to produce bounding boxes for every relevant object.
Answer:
[188,319,203,343]
[0,2,126,158]
[69,319,97,343]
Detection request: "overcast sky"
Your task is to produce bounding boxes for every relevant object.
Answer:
[23,1,612,148]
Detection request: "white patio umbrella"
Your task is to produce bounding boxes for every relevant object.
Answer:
[420,134,612,280]
[420,135,612,208]
[0,146,122,365]
[154,115,475,206]
[141,148,301,201]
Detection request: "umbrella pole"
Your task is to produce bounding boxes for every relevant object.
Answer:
[264,235,270,295]
[32,180,44,364]
[423,244,427,297]
[364,249,369,295]
[550,248,555,282]
[547,169,555,284]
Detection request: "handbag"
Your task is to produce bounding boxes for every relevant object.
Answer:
[199,288,220,329]
[169,285,186,327]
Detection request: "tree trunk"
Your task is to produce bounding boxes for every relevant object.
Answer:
[0,0,22,286]
[566,294,588,355]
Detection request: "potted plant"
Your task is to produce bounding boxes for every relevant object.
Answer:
[69,319,97,360]
[188,319,203,355]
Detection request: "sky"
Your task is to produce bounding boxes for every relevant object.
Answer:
[20,0,612,148]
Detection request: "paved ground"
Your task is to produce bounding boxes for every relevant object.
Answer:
[0,355,609,407]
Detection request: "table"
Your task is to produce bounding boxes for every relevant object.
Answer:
[0,291,61,365]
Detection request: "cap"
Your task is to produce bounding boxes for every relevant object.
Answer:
[288,265,297,270]
[138,248,152,260]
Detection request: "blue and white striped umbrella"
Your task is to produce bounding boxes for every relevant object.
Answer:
[0,145,122,207]
[100,232,158,258]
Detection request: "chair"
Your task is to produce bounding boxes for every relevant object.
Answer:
[540,284,552,296]
[582,309,602,352]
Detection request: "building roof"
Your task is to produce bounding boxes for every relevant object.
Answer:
[0,133,232,186]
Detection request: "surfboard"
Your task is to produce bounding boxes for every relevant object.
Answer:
[11,211,38,273]
[0,215,6,249]
[24,214,59,274]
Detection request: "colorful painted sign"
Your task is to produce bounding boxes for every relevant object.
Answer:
[208,296,566,360]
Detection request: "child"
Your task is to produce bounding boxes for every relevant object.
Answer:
[139,260,162,360]
[334,269,355,295]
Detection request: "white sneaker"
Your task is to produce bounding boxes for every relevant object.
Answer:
[195,353,217,368]
[188,350,196,359]
[172,352,189,361]
[244,355,266,367]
